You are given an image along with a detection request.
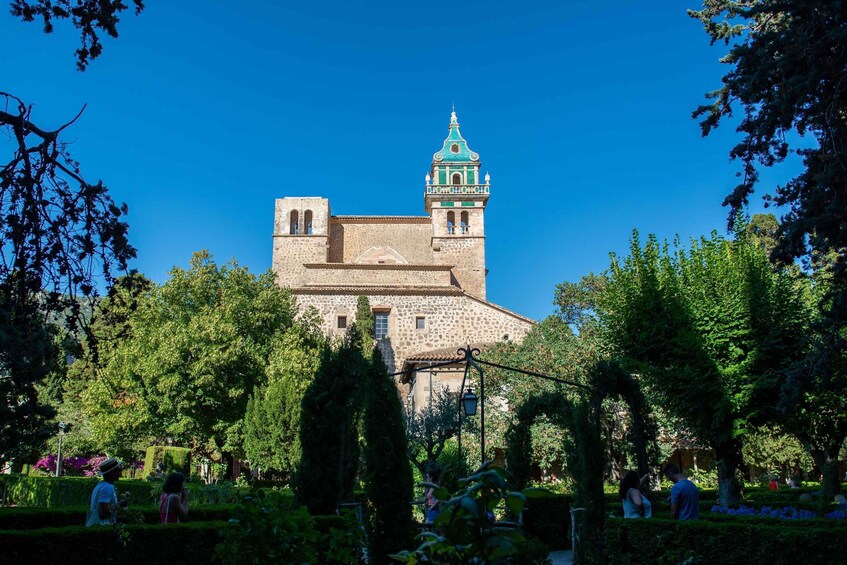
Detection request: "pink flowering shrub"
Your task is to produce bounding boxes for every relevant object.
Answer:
[33,454,143,476]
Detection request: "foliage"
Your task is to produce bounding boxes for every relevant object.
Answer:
[521,493,572,551]
[243,316,326,478]
[32,453,140,477]
[506,392,575,491]
[689,2,847,295]
[404,387,462,477]
[482,316,595,483]
[80,252,298,462]
[779,322,847,498]
[601,230,810,506]
[742,424,813,480]
[295,330,366,514]
[143,446,191,477]
[0,475,156,508]
[355,294,374,340]
[215,489,361,564]
[11,0,146,70]
[391,464,547,564]
[0,473,250,508]
[0,521,229,562]
[0,90,134,467]
[362,348,415,561]
[0,503,239,529]
[603,516,847,564]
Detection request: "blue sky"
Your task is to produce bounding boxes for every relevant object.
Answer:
[2,1,803,321]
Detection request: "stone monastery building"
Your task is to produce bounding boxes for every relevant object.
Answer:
[272,111,534,406]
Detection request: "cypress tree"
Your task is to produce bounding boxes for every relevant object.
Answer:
[363,347,415,562]
[295,332,365,514]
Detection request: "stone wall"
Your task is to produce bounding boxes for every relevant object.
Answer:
[302,264,454,287]
[293,290,533,372]
[328,218,432,264]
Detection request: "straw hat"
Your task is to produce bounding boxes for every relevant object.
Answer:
[98,457,124,475]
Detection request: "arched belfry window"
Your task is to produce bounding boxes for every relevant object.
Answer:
[452,172,462,185]
[447,211,455,235]
[304,210,313,235]
[289,210,299,235]
[460,211,469,234]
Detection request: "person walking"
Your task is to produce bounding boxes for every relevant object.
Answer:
[85,457,129,527]
[663,463,700,520]
[424,468,442,525]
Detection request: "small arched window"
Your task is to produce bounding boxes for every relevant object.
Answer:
[289,210,299,235]
[452,172,462,185]
[460,211,469,234]
[304,210,313,235]
[447,211,455,235]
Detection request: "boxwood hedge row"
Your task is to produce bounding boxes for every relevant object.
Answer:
[604,517,847,564]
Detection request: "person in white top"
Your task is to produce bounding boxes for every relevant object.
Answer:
[85,457,129,527]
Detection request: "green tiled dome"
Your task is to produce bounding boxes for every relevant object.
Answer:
[432,111,479,164]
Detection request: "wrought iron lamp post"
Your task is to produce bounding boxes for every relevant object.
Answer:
[55,422,67,477]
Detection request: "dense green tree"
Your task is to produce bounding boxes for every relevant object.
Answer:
[81,252,297,463]
[354,295,374,341]
[363,348,415,563]
[295,329,366,514]
[742,424,813,481]
[601,230,810,505]
[243,317,326,478]
[690,1,847,291]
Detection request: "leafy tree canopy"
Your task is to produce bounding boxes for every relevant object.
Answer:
[690,1,847,309]
[81,252,298,460]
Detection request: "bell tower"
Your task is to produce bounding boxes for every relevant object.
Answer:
[426,111,490,299]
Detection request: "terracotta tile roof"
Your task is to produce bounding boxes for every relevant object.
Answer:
[404,343,496,363]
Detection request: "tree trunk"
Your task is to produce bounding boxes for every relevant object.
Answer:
[810,445,842,500]
[715,439,743,507]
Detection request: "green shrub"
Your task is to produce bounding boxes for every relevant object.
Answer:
[522,493,571,550]
[0,475,156,507]
[0,474,254,508]
[215,489,362,563]
[143,446,191,477]
[0,504,239,529]
[0,521,231,561]
[604,517,847,564]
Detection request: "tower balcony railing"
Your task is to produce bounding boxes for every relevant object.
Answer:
[426,184,490,195]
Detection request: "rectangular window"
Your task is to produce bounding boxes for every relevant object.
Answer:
[415,316,426,330]
[337,316,347,329]
[374,312,389,339]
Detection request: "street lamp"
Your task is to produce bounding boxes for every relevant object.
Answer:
[461,388,478,416]
[55,422,67,478]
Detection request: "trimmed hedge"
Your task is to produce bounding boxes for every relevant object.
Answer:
[0,474,254,507]
[0,504,238,530]
[1,476,158,507]
[144,446,191,477]
[604,517,847,564]
[522,493,571,550]
[0,515,353,561]
[0,521,230,562]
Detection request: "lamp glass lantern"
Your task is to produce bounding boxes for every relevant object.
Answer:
[461,388,478,416]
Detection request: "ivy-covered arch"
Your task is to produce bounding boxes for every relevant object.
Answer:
[505,360,657,491]
[505,392,575,490]
[504,360,658,563]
